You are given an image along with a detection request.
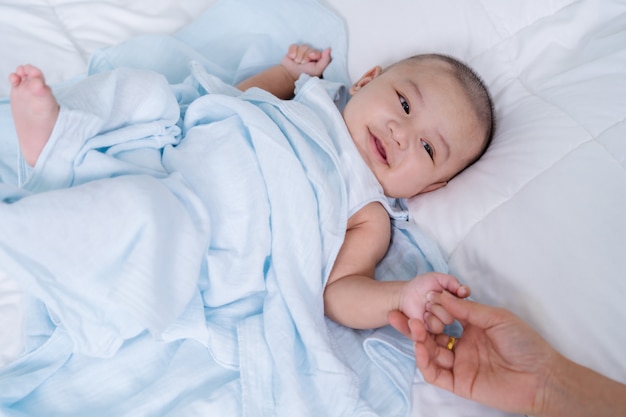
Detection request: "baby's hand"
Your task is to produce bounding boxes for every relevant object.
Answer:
[397,272,470,334]
[281,44,332,81]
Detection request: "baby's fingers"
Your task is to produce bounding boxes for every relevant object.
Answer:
[294,48,315,64]
[316,47,332,66]
[424,312,446,333]
[8,72,20,86]
[425,302,455,332]
[286,44,299,59]
[287,44,320,64]
[286,44,308,63]
[456,285,471,299]
[306,49,323,62]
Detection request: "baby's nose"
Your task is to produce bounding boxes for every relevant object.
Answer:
[391,123,416,150]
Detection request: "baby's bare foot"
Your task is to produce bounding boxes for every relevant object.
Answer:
[9,65,60,166]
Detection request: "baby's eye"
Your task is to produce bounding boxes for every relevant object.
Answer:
[399,94,410,114]
[421,139,434,160]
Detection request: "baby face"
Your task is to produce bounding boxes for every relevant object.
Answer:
[342,59,486,198]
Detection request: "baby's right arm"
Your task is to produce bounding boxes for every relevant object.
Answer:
[323,200,470,330]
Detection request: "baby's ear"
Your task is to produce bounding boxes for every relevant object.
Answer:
[349,66,383,95]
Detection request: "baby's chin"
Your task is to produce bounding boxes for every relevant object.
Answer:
[379,183,414,200]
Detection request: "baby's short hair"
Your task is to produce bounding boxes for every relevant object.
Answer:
[393,54,495,166]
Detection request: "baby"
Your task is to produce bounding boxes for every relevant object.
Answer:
[8,44,493,333]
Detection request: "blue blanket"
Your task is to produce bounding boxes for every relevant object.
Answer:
[0,1,450,416]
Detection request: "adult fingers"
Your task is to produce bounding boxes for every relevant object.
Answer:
[440,291,501,330]
[388,310,411,338]
[415,334,455,390]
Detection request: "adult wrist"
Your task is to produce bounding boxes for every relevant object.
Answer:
[535,351,574,417]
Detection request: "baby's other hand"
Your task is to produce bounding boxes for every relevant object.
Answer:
[398,272,470,334]
[281,44,332,80]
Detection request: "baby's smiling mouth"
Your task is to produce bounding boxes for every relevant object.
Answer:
[372,134,388,163]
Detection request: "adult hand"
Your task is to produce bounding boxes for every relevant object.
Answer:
[389,291,554,416]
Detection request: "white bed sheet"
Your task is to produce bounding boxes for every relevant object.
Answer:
[1,0,625,416]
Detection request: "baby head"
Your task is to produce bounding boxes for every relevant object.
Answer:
[342,54,494,198]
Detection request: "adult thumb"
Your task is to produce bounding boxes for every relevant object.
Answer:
[440,291,496,330]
